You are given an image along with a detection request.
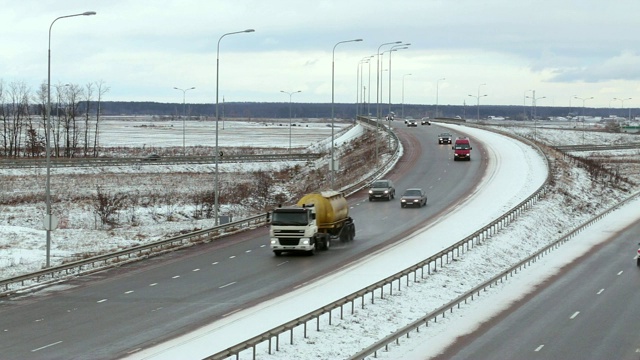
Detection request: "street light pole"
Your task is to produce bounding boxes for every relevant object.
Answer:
[401,73,412,119]
[45,10,96,268]
[523,89,532,121]
[215,28,254,226]
[468,83,487,121]
[173,86,195,156]
[280,90,301,153]
[331,38,363,189]
[526,91,546,138]
[613,97,632,121]
[436,78,445,118]
[388,44,409,118]
[374,41,401,163]
[574,96,594,144]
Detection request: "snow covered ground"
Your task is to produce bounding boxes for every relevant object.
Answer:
[2,119,639,359]
[128,124,640,359]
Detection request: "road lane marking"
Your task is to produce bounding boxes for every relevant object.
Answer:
[193,268,200,272]
[277,261,289,266]
[125,290,134,294]
[597,289,604,295]
[245,250,252,253]
[97,299,107,303]
[212,262,219,265]
[570,311,580,319]
[535,345,544,352]
[219,282,236,289]
[172,275,180,279]
[32,341,62,352]
[617,271,623,276]
[229,256,236,259]
[149,283,157,286]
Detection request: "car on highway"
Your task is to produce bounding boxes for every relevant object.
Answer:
[407,119,418,127]
[404,116,414,124]
[438,133,452,144]
[400,188,427,208]
[369,179,395,201]
[141,153,161,161]
[421,117,431,125]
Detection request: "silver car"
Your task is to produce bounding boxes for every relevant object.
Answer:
[400,188,427,208]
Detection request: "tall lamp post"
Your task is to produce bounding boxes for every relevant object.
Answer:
[401,73,412,119]
[280,90,301,153]
[468,83,487,121]
[388,44,409,118]
[356,56,372,117]
[575,96,593,144]
[215,29,254,226]
[436,78,445,118]
[173,86,195,156]
[45,11,96,268]
[331,38,363,189]
[613,97,632,121]
[374,41,402,162]
[526,90,546,138]
[523,89,532,121]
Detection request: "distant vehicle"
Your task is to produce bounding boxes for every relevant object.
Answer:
[452,137,472,161]
[404,116,414,124]
[421,117,431,125]
[142,153,161,161]
[438,133,452,144]
[400,188,427,208]
[407,119,418,127]
[637,243,640,267]
[455,115,462,119]
[369,179,395,201]
[269,191,355,256]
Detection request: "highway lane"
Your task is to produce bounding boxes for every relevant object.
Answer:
[439,218,640,360]
[0,122,487,359]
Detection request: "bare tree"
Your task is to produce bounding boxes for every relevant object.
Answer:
[0,79,7,156]
[93,80,109,157]
[5,81,30,157]
[83,82,94,157]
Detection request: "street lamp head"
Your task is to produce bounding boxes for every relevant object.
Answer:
[244,29,255,33]
[82,11,97,16]
[354,39,363,42]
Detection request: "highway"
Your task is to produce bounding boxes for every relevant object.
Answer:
[0,122,486,359]
[438,218,640,360]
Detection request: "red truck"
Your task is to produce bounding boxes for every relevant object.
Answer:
[452,137,472,161]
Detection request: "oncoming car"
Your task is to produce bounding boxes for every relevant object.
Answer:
[438,133,452,144]
[400,188,427,208]
[407,119,418,127]
[421,117,431,125]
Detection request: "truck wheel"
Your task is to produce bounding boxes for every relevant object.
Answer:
[637,258,640,267]
[274,251,282,256]
[324,237,331,250]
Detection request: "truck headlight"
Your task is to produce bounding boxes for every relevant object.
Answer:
[270,239,278,245]
[301,238,311,245]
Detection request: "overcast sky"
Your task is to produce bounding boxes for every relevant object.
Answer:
[3,0,640,108]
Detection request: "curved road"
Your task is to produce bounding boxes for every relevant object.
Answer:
[438,218,640,360]
[0,122,486,359]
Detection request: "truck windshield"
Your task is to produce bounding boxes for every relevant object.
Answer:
[271,211,309,225]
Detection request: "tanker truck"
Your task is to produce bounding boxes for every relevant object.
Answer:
[269,190,356,256]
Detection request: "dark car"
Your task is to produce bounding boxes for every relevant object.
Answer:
[368,179,395,201]
[438,133,452,144]
[400,188,427,208]
[407,119,418,127]
[421,117,431,125]
[141,153,161,161]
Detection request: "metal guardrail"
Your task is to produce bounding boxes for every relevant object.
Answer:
[553,143,640,152]
[0,153,322,169]
[203,124,553,360]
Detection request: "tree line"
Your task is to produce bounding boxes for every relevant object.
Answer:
[0,79,109,158]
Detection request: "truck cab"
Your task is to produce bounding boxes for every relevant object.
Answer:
[452,137,472,161]
[270,205,318,255]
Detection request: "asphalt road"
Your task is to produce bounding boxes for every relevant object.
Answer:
[0,122,486,359]
[438,218,640,360]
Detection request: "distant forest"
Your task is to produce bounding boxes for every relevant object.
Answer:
[100,101,634,121]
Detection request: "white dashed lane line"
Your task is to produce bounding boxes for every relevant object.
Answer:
[219,282,236,289]
[570,311,580,319]
[193,268,200,272]
[32,341,63,352]
[97,299,107,303]
[124,290,134,294]
[534,345,544,352]
[149,283,157,287]
[597,289,604,295]
[172,275,180,279]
